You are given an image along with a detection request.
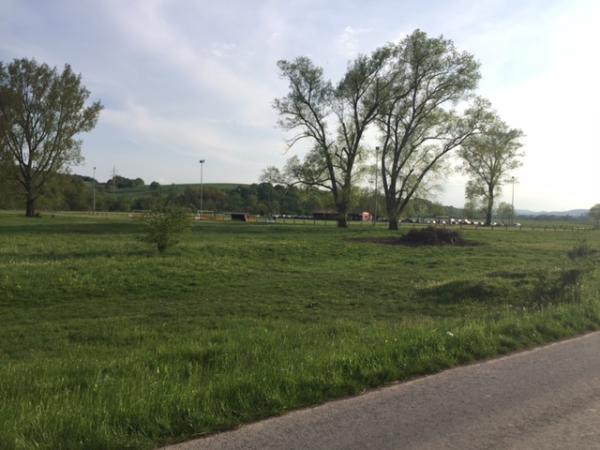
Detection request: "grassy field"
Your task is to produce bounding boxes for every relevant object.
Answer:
[0,213,599,449]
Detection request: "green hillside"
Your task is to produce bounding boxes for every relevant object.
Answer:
[97,183,244,196]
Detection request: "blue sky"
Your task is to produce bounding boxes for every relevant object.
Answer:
[1,0,598,210]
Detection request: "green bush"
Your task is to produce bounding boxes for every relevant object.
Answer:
[140,206,192,253]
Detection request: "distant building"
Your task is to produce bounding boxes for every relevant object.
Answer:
[230,212,256,222]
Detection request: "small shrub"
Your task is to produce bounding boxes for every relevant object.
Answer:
[567,239,595,261]
[531,241,596,307]
[531,269,582,307]
[140,206,192,253]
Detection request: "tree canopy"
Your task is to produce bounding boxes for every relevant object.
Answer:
[459,114,524,225]
[273,30,495,229]
[375,30,486,229]
[0,58,102,216]
[274,48,393,227]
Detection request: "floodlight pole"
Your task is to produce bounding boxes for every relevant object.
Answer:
[374,146,380,226]
[199,159,205,214]
[92,166,96,214]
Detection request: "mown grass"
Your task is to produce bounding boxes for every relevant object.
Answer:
[0,213,599,449]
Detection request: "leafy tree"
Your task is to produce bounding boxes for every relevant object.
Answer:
[496,202,514,225]
[0,58,102,216]
[590,204,600,229]
[37,173,90,211]
[463,197,480,220]
[0,159,21,209]
[430,202,446,219]
[459,114,524,226]
[376,30,485,230]
[274,48,393,227]
[108,175,145,189]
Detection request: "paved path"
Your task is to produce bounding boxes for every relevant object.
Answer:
[163,332,600,450]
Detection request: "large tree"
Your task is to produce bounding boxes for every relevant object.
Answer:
[459,115,524,226]
[375,30,485,230]
[0,58,102,216]
[273,48,393,227]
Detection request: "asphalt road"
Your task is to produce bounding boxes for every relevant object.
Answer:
[163,332,600,450]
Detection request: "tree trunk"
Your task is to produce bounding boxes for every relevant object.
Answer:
[25,195,36,217]
[386,193,399,230]
[485,209,492,226]
[336,189,350,228]
[485,195,494,226]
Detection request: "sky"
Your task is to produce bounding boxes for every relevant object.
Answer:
[1,0,598,211]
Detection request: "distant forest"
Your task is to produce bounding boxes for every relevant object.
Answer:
[0,167,452,218]
[0,168,590,222]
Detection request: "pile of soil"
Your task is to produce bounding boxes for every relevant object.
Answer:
[398,226,469,246]
[356,226,475,247]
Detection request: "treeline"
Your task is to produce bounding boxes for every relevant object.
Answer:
[0,168,335,214]
[0,168,462,218]
[525,214,588,222]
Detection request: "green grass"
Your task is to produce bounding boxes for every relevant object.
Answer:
[0,213,599,449]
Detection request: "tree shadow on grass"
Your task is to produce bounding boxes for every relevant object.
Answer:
[417,279,513,305]
[0,222,143,236]
[1,248,152,262]
[193,222,345,236]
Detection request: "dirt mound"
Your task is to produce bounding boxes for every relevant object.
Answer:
[353,226,477,247]
[398,227,468,246]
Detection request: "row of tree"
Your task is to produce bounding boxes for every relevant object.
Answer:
[1,155,596,225]
[0,165,465,219]
[267,29,524,229]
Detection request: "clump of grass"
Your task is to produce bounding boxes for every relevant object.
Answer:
[531,240,597,308]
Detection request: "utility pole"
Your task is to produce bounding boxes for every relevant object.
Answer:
[199,159,205,214]
[92,166,96,214]
[374,146,379,226]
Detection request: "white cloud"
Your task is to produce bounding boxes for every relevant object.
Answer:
[105,0,277,127]
[4,0,598,209]
[101,102,282,166]
[337,25,371,58]
[210,42,237,58]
